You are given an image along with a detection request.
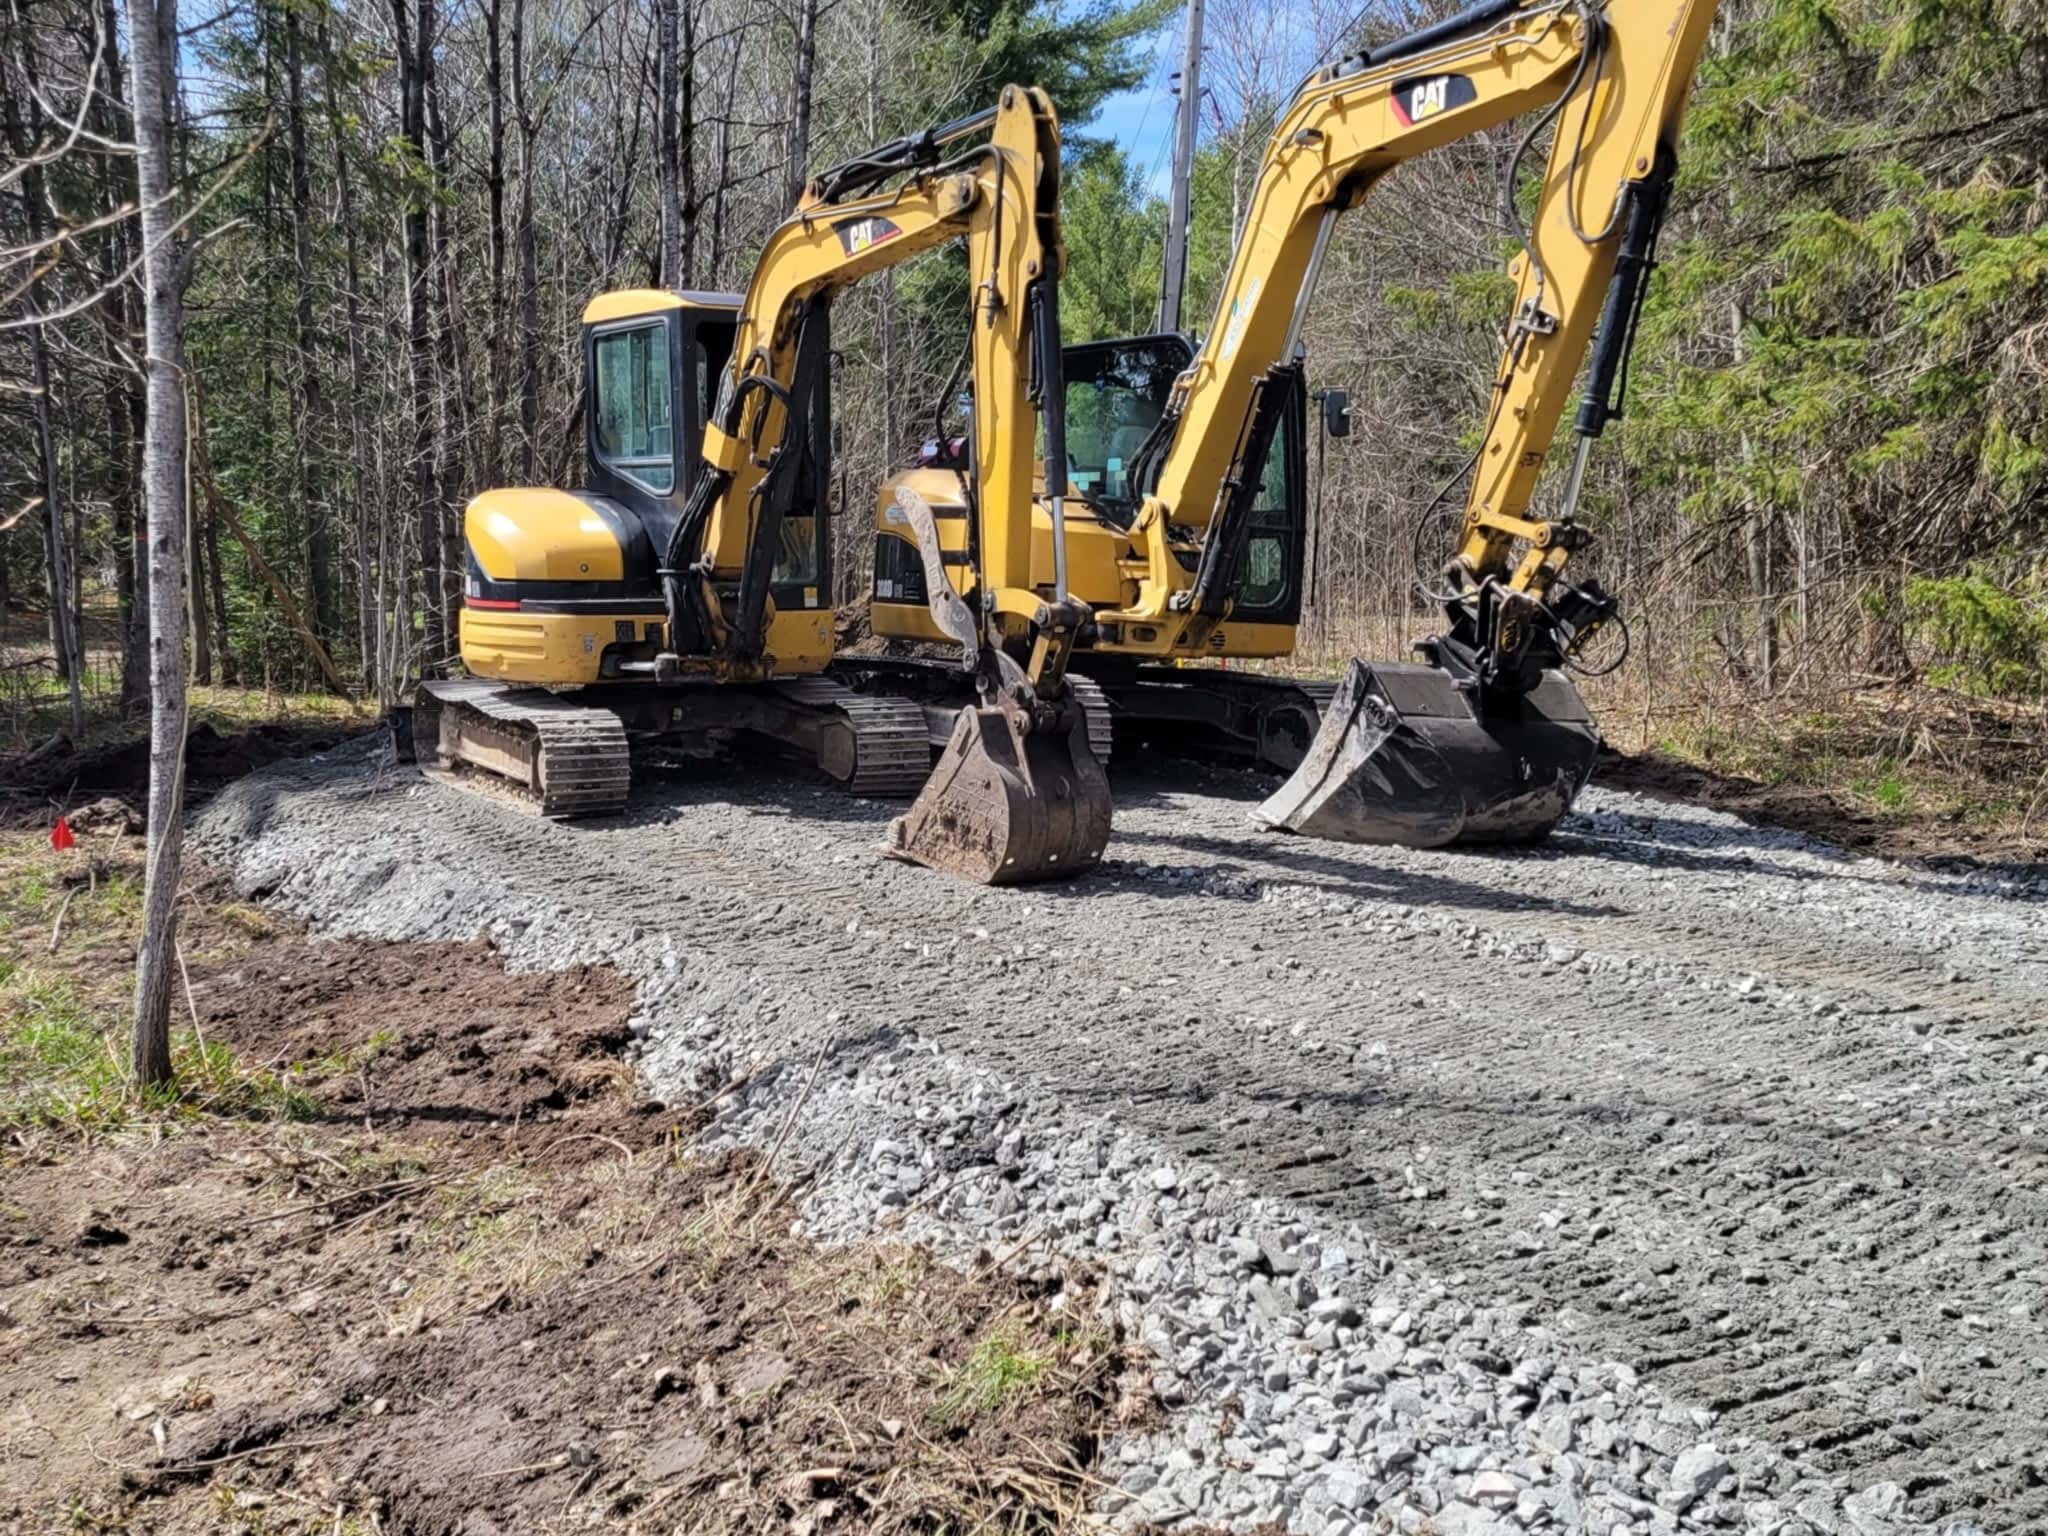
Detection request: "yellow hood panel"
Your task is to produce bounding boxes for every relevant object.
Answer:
[466,489,626,582]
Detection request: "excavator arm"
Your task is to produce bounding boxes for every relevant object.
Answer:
[1089,0,1716,847]
[1113,0,1716,658]
[658,85,1110,882]
[659,87,1077,693]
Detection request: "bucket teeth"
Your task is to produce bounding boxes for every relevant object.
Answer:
[1255,659,1599,848]
[887,696,1112,884]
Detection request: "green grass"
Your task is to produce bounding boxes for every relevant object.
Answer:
[1854,762,1914,812]
[1654,716,1990,824]
[936,1322,1052,1425]
[0,966,318,1134]
[300,1027,398,1078]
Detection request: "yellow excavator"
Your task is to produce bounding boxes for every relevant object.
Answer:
[415,86,1110,882]
[868,0,1718,847]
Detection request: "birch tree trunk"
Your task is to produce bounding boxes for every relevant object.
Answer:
[128,0,190,1089]
[4,51,87,725]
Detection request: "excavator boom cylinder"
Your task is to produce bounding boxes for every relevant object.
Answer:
[1255,659,1598,847]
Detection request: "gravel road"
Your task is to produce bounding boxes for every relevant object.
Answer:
[192,738,2046,1531]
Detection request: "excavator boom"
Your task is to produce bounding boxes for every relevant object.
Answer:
[1053,0,1719,845]
[677,84,1106,881]
[1203,0,1718,845]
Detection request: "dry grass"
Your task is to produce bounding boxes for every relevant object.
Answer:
[1272,611,2048,850]
[1,601,361,756]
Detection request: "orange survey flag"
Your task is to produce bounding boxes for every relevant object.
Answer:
[50,816,75,852]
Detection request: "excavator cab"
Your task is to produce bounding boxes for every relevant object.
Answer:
[458,290,836,691]
[870,330,1317,773]
[1062,333,1309,631]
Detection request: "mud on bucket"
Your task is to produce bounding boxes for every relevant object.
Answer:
[1254,659,1600,848]
[886,699,1112,885]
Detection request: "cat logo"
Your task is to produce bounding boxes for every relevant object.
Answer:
[1390,72,1475,127]
[835,216,904,255]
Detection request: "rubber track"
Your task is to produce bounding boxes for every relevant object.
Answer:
[415,678,630,818]
[774,677,931,797]
[1067,673,1115,765]
[824,654,1116,767]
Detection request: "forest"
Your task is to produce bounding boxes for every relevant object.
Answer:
[4,0,2046,818]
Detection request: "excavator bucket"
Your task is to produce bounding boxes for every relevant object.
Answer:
[1254,659,1600,848]
[886,698,1112,884]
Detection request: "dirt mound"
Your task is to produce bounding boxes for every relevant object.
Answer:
[193,936,668,1156]
[2,878,1129,1534]
[0,719,350,823]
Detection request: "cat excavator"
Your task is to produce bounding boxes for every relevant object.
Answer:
[415,85,1110,883]
[869,0,1718,847]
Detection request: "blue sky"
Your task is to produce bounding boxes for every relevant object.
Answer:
[1083,12,1192,199]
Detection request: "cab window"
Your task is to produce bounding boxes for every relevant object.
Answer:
[690,319,737,459]
[592,322,674,493]
[1063,336,1189,524]
[1239,422,1296,610]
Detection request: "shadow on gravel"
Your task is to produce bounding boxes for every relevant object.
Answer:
[1097,826,1628,919]
[633,750,902,825]
[1557,814,2048,902]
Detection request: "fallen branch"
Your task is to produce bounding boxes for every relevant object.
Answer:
[174,936,205,1051]
[477,1453,573,1480]
[537,1130,636,1164]
[156,1431,353,1474]
[219,1173,447,1232]
[46,887,76,952]
[740,1040,831,1203]
[21,730,69,764]
[188,381,356,704]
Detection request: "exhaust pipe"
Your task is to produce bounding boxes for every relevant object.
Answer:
[1255,658,1599,848]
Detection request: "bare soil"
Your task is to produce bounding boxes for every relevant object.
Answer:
[0,855,1130,1534]
[1595,744,2047,870]
[0,720,348,827]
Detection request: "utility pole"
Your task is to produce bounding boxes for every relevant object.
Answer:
[1156,0,1203,335]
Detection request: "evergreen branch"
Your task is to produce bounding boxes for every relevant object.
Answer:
[1757,103,2048,176]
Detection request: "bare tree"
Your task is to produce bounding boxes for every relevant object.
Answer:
[286,0,334,648]
[391,0,442,667]
[3,30,87,731]
[785,0,818,206]
[658,0,683,284]
[127,0,190,1088]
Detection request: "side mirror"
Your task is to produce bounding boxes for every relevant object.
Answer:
[1319,388,1352,440]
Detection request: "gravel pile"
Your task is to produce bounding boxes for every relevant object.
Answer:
[670,1032,1954,1536]
[189,736,2034,1533]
